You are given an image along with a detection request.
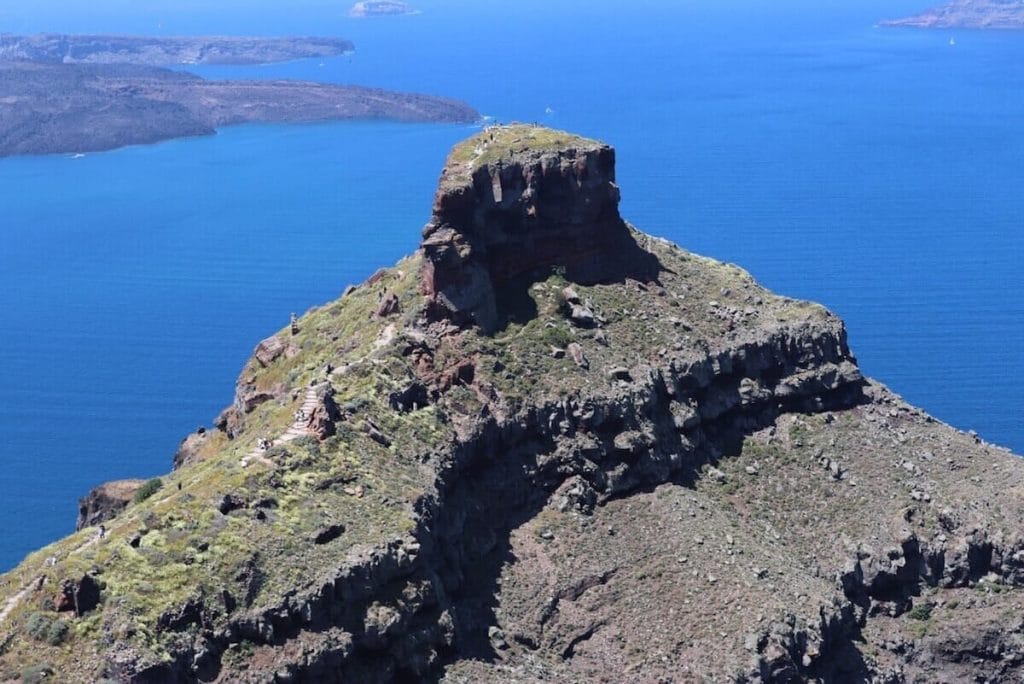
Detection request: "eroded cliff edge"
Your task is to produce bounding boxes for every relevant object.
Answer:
[1,126,1022,683]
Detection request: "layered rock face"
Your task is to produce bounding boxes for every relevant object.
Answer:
[3,127,1024,683]
[421,126,657,332]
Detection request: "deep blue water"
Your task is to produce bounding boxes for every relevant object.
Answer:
[0,0,1021,569]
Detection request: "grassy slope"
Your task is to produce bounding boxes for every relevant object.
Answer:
[0,232,833,680]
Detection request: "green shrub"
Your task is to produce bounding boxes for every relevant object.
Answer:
[45,621,68,646]
[24,613,48,640]
[540,325,572,349]
[907,602,933,621]
[134,478,163,504]
[25,613,68,645]
[21,664,54,684]
[222,640,256,671]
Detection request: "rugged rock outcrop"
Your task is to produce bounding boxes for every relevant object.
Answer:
[4,126,1024,683]
[421,125,658,332]
[75,480,145,531]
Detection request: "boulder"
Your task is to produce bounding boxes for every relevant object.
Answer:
[568,342,589,369]
[56,574,101,616]
[374,292,401,318]
[254,335,297,368]
[308,385,344,439]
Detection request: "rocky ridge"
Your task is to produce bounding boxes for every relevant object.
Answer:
[0,126,1022,683]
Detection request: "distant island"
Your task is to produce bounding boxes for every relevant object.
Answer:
[349,1,418,18]
[0,61,478,157]
[882,0,1024,29]
[0,33,355,66]
[0,33,477,156]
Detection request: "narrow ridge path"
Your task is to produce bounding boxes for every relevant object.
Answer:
[0,576,44,627]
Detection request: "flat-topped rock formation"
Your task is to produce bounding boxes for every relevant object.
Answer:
[0,61,478,157]
[421,125,658,332]
[0,128,1022,682]
[0,33,354,66]
[882,0,1024,29]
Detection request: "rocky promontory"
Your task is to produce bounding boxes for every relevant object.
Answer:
[75,480,145,532]
[882,0,1024,29]
[0,34,354,66]
[421,126,658,332]
[0,127,1022,682]
[0,61,478,157]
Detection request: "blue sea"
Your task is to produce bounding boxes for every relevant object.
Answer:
[0,0,1021,569]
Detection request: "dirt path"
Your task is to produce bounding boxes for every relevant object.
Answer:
[0,576,43,626]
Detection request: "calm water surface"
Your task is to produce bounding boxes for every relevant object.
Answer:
[0,0,1021,569]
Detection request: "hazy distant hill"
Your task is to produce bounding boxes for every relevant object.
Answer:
[0,61,478,157]
[882,0,1024,29]
[0,33,354,66]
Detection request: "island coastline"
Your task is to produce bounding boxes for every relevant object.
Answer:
[0,33,355,67]
[881,0,1024,29]
[0,62,479,158]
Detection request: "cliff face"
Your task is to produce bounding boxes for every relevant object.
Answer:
[1,127,1023,683]
[421,126,657,332]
